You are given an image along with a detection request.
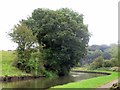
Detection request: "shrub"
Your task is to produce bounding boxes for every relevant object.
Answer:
[111,58,118,67]
[42,70,57,77]
[90,56,104,69]
[103,60,113,67]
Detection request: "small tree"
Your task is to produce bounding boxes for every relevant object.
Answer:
[9,23,38,73]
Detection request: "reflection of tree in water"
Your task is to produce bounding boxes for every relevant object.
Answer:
[11,76,74,88]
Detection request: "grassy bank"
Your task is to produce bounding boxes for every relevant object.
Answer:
[1,51,31,76]
[51,70,119,88]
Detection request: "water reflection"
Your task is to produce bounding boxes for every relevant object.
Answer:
[1,72,105,89]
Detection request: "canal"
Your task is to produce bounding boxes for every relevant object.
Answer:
[1,71,106,89]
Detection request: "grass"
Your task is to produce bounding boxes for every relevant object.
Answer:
[51,70,119,88]
[1,51,31,76]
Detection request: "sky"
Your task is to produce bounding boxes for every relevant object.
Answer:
[0,0,119,50]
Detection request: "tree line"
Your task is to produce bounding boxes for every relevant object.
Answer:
[81,44,119,70]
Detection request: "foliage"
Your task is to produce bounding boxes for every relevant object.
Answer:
[22,8,90,76]
[88,44,110,52]
[9,23,38,73]
[82,44,118,69]
[103,60,113,67]
[110,58,118,67]
[81,45,111,65]
[108,44,118,59]
[42,70,57,78]
[26,52,43,75]
[90,56,104,69]
[102,52,111,59]
[99,44,110,52]
[90,58,118,70]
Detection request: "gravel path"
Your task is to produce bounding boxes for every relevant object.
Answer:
[96,79,119,90]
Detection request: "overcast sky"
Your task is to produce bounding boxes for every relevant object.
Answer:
[0,0,119,50]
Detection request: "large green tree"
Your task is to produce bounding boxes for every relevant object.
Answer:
[21,8,90,76]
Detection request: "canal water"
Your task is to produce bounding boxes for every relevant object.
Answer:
[1,71,105,89]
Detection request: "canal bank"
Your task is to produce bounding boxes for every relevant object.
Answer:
[0,75,45,82]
